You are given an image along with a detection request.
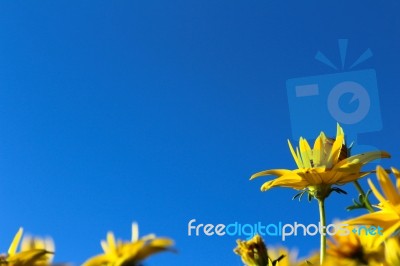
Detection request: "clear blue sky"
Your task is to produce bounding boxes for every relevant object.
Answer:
[0,1,399,265]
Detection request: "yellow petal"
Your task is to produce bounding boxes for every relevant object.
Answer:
[134,240,174,261]
[368,178,390,206]
[346,210,399,228]
[345,210,400,245]
[140,234,156,242]
[261,173,308,191]
[149,238,174,248]
[8,227,23,256]
[312,133,324,167]
[288,139,303,168]
[21,236,33,251]
[319,132,331,166]
[107,232,117,253]
[296,147,304,168]
[132,222,139,242]
[336,151,391,169]
[250,169,293,180]
[44,238,54,253]
[101,240,109,254]
[376,166,400,205]
[375,220,400,246]
[385,237,400,265]
[299,138,312,168]
[336,123,344,137]
[391,167,400,192]
[327,134,344,166]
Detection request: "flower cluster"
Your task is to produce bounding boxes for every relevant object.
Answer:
[4,124,400,265]
[0,223,174,266]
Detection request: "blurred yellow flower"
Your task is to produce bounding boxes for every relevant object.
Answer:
[234,236,315,266]
[83,222,174,266]
[0,228,53,266]
[20,234,55,264]
[325,225,384,266]
[234,235,270,266]
[346,166,400,242]
[251,124,389,200]
[384,236,400,265]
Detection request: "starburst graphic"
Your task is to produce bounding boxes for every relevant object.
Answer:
[315,39,373,70]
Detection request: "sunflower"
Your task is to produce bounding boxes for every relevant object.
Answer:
[324,225,385,266]
[0,228,53,266]
[250,124,390,200]
[83,222,174,266]
[346,166,400,243]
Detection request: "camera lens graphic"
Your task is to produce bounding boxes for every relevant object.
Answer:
[327,81,371,125]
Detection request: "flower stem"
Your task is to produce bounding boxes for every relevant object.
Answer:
[318,199,326,265]
[353,180,374,213]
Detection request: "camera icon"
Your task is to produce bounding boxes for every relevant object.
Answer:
[286,40,382,141]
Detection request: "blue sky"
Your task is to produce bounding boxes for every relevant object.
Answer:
[0,1,399,265]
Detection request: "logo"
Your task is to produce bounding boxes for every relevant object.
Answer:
[187,219,383,241]
[286,39,382,142]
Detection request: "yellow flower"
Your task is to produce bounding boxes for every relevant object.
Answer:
[1,228,53,266]
[20,234,55,264]
[346,166,400,244]
[325,225,385,266]
[234,235,270,266]
[251,124,390,200]
[234,236,313,266]
[384,236,400,265]
[83,222,174,266]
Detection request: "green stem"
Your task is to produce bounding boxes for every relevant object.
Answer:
[353,180,374,213]
[318,199,326,265]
